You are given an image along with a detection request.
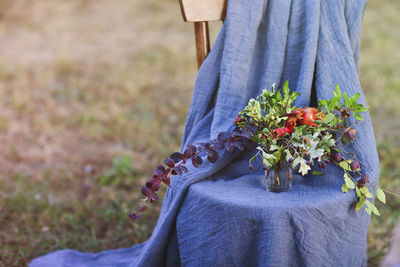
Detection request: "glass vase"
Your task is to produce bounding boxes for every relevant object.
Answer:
[266,160,293,192]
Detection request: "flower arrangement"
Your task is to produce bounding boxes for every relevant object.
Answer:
[130,82,387,219]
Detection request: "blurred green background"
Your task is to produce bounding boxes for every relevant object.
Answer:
[0,0,398,266]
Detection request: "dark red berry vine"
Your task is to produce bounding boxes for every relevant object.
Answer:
[129,127,257,219]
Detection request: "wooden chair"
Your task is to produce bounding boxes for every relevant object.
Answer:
[179,0,228,69]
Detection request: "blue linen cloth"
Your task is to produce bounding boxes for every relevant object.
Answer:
[30,0,379,266]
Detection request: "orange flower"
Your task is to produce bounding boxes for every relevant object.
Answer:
[287,108,304,120]
[299,107,319,127]
[298,107,325,127]
[285,108,304,129]
[285,107,325,128]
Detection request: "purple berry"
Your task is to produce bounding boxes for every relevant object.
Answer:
[263,165,268,171]
[358,174,368,188]
[318,162,326,169]
[330,152,343,162]
[361,174,368,183]
[350,160,360,171]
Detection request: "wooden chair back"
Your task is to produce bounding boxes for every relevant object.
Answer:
[179,0,228,69]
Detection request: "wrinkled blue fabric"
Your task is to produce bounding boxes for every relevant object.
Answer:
[30,0,378,266]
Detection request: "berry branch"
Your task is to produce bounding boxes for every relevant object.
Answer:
[129,130,255,219]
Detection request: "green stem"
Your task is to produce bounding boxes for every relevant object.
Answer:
[370,184,400,198]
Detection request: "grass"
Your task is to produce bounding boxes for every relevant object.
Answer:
[361,1,400,265]
[0,0,399,266]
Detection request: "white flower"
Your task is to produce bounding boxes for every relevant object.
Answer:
[299,160,311,176]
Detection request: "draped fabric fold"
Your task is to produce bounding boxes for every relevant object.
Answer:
[30,0,378,266]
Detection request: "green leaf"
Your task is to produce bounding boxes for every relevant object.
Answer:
[312,171,324,176]
[341,184,349,193]
[339,161,351,171]
[276,90,282,101]
[271,83,277,93]
[341,135,349,145]
[355,196,365,212]
[352,93,360,100]
[324,113,336,124]
[257,148,276,168]
[270,144,279,151]
[334,84,342,99]
[328,99,336,112]
[365,200,380,216]
[321,133,335,147]
[354,113,364,121]
[292,157,302,169]
[250,135,264,144]
[355,186,361,197]
[307,137,325,159]
[282,80,289,98]
[364,205,372,215]
[344,173,355,189]
[249,153,258,163]
[318,100,328,111]
[376,188,386,204]
[273,149,282,163]
[285,150,293,163]
[360,186,373,198]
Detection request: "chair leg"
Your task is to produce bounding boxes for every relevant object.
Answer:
[194,21,210,69]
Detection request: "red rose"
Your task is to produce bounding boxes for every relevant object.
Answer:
[273,128,285,136]
[283,126,293,134]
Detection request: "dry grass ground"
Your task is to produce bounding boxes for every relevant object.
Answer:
[0,0,398,266]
